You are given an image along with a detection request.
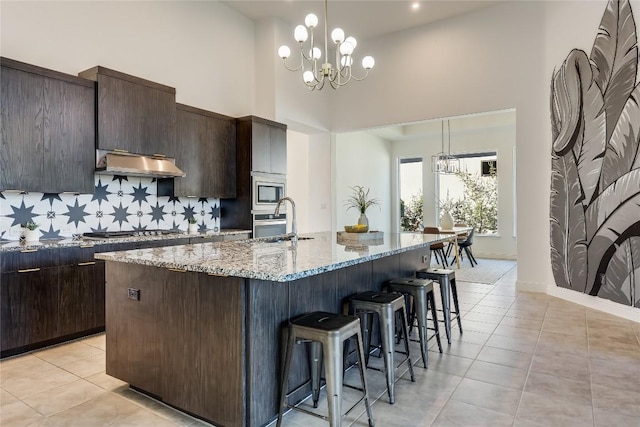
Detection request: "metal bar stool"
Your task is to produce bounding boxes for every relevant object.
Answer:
[277,311,375,427]
[416,268,462,344]
[386,277,443,368]
[349,291,415,404]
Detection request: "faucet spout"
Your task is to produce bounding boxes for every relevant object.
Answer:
[275,197,297,244]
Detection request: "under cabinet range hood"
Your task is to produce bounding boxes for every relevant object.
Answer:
[95,150,186,178]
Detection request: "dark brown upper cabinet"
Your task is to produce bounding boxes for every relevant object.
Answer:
[236,116,287,175]
[169,104,236,199]
[78,66,176,158]
[1,58,95,193]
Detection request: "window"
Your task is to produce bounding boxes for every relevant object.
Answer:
[437,152,498,234]
[399,157,423,232]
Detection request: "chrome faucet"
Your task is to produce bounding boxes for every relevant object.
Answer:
[274,196,297,244]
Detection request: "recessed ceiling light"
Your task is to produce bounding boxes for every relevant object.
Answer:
[412,2,420,11]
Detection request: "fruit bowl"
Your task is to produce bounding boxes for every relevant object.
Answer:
[344,224,369,233]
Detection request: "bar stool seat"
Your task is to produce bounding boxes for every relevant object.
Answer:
[277,311,375,427]
[349,291,415,404]
[386,277,443,368]
[416,268,462,344]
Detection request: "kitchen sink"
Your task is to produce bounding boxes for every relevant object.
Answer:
[262,236,314,243]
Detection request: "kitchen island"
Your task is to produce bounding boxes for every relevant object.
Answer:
[96,231,451,427]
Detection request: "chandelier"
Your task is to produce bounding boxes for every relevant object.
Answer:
[432,120,460,174]
[277,0,375,90]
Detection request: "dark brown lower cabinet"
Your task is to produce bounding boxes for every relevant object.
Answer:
[1,269,59,352]
[58,262,105,337]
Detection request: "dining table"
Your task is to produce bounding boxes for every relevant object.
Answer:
[436,226,473,269]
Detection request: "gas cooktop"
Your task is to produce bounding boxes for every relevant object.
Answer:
[82,230,178,239]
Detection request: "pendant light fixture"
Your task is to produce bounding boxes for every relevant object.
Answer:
[277,0,375,90]
[432,120,460,174]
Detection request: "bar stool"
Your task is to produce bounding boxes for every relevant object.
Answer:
[277,311,375,427]
[416,268,462,344]
[386,277,443,368]
[349,291,415,404]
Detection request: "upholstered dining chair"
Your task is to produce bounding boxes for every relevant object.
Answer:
[423,226,448,267]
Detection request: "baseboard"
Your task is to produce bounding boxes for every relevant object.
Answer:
[515,280,547,293]
[548,286,640,323]
[475,252,516,260]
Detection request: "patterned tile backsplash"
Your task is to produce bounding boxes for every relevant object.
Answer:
[0,175,220,240]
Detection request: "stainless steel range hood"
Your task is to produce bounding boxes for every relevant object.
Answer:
[96,150,186,178]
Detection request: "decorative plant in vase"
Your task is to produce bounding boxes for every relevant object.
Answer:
[188,218,198,234]
[438,196,458,230]
[345,185,380,228]
[22,221,40,242]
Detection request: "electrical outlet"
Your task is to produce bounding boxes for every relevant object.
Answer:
[320,203,327,209]
[128,288,141,301]
[422,255,429,264]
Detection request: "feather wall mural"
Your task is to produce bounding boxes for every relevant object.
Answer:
[550,0,640,307]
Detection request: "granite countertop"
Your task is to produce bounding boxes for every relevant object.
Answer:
[95,231,454,282]
[0,229,251,252]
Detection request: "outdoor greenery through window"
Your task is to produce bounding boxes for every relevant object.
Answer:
[438,153,498,234]
[399,153,499,234]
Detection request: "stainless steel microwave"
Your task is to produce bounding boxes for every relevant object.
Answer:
[252,172,286,211]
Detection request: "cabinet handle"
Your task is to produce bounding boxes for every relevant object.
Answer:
[168,268,187,273]
[208,273,229,277]
[153,153,166,158]
[18,268,41,273]
[113,148,129,153]
[78,261,96,266]
[20,249,38,253]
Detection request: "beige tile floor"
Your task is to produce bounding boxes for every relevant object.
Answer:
[2,262,639,426]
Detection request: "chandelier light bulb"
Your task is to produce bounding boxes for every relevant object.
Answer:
[362,56,375,69]
[339,41,354,56]
[303,70,315,83]
[311,47,322,60]
[341,56,353,67]
[278,45,291,59]
[331,28,345,43]
[344,36,357,49]
[294,25,308,42]
[305,13,318,28]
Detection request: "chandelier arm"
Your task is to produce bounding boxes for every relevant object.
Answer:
[350,70,370,81]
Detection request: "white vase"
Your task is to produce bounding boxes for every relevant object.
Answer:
[440,211,454,230]
[188,224,198,234]
[357,212,369,227]
[24,228,39,242]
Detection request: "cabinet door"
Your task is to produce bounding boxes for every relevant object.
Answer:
[0,67,44,192]
[161,269,202,413]
[174,108,207,197]
[96,73,175,157]
[1,269,58,352]
[42,77,95,194]
[250,121,271,173]
[209,116,236,198]
[96,74,145,154]
[58,262,105,336]
[269,125,287,175]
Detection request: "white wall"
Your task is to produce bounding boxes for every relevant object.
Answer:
[334,132,392,233]
[0,0,256,117]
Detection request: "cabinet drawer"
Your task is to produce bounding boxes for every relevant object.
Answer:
[1,249,60,273]
[58,245,96,266]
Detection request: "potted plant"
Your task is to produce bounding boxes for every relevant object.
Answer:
[188,218,198,234]
[22,221,40,242]
[345,185,380,228]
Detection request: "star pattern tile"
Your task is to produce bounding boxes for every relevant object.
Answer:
[63,199,89,228]
[131,183,151,205]
[7,200,39,227]
[0,176,221,236]
[92,180,112,204]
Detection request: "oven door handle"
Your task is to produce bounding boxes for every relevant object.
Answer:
[254,219,287,226]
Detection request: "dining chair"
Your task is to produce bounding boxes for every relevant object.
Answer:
[423,226,448,267]
[450,227,477,267]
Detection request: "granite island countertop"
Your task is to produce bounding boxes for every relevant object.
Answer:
[95,231,454,282]
[0,229,251,252]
